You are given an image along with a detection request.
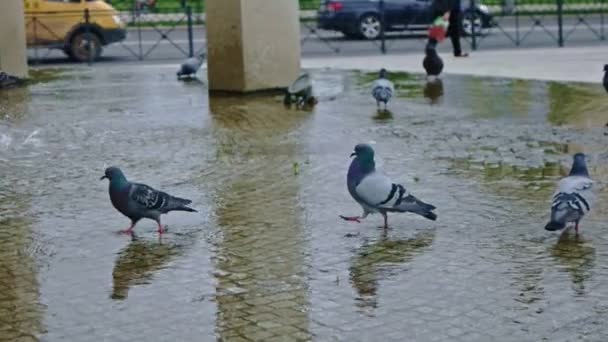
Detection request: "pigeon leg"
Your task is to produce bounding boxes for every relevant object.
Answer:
[575,222,580,234]
[381,213,388,229]
[120,222,136,235]
[340,215,362,223]
[157,221,165,234]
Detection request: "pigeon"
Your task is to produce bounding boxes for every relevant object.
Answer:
[340,144,437,229]
[0,71,25,89]
[545,153,595,233]
[603,64,608,93]
[101,167,197,234]
[177,52,206,80]
[422,41,443,80]
[371,69,394,110]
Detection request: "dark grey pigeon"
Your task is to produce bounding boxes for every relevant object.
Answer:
[603,64,608,93]
[101,167,197,234]
[545,153,595,233]
[0,71,25,89]
[422,41,443,80]
[340,144,437,229]
[371,69,394,110]
[177,52,206,80]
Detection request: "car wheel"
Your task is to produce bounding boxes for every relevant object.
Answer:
[461,11,489,36]
[358,14,382,40]
[69,31,103,62]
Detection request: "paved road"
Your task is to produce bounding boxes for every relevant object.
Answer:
[28,17,608,64]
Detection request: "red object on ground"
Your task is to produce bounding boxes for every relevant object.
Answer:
[428,25,447,42]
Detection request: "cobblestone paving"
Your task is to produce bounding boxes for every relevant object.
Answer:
[1,66,607,341]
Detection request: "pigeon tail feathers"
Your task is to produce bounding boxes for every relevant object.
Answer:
[545,221,566,231]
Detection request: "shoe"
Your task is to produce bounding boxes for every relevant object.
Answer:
[454,52,469,57]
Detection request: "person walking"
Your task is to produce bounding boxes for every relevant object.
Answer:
[429,0,468,57]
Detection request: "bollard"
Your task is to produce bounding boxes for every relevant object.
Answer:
[557,0,564,46]
[187,5,194,58]
[469,0,477,51]
[379,0,386,54]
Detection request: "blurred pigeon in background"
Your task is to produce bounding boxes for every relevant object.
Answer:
[372,69,394,110]
[0,71,25,89]
[177,52,206,80]
[545,153,595,234]
[423,41,443,80]
[101,167,197,234]
[340,144,437,229]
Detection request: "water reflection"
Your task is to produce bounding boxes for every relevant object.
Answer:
[111,236,184,300]
[373,109,394,121]
[423,80,444,105]
[209,95,311,340]
[550,233,596,295]
[0,191,44,341]
[547,82,608,128]
[0,86,29,122]
[349,231,435,311]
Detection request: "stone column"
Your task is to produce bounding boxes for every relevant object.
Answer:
[206,0,301,93]
[0,0,28,78]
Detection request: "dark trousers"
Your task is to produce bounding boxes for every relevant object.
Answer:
[429,8,463,56]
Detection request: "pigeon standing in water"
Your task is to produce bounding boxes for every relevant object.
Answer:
[422,41,443,80]
[371,69,394,110]
[603,64,608,93]
[340,144,437,229]
[101,167,197,234]
[545,153,595,234]
[177,53,206,80]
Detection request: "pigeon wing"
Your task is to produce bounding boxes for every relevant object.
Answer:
[129,182,171,211]
[355,171,404,209]
[550,176,595,222]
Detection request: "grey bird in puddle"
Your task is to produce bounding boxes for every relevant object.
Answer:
[177,52,206,80]
[340,144,437,229]
[101,167,197,234]
[545,153,595,234]
[371,69,394,110]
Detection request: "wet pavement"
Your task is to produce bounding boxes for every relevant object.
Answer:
[1,65,608,342]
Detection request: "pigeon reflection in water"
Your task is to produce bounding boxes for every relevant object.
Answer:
[350,231,435,311]
[111,237,184,300]
[550,233,596,295]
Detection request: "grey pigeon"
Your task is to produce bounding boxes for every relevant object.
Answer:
[101,167,197,234]
[371,69,394,110]
[340,144,437,229]
[603,64,608,93]
[177,52,206,80]
[0,71,25,89]
[545,153,595,233]
[422,41,443,80]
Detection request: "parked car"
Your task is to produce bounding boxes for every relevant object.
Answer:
[317,0,493,40]
[24,0,127,62]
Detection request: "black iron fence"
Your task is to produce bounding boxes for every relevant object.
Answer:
[25,0,607,64]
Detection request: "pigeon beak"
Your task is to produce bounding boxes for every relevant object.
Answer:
[350,152,356,157]
[100,175,108,180]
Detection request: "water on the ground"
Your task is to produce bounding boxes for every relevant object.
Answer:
[1,65,607,342]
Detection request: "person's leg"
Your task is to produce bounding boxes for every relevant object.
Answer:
[448,9,464,56]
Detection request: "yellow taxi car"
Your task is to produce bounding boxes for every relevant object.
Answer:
[24,0,127,62]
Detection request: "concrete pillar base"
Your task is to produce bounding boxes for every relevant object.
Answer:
[0,1,28,78]
[206,0,301,93]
